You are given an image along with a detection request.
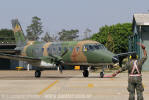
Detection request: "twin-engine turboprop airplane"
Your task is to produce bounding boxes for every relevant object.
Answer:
[0,19,133,78]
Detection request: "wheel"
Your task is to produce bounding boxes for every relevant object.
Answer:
[35,71,41,78]
[83,70,89,77]
[100,72,104,78]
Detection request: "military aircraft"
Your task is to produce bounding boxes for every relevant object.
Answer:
[0,19,133,78]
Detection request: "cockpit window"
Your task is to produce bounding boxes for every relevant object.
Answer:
[88,45,94,50]
[83,44,106,51]
[95,44,105,49]
[94,45,100,49]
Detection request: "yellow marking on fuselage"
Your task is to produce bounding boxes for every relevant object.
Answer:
[43,42,51,56]
[74,66,80,70]
[71,40,98,62]
[13,24,22,33]
[21,41,35,56]
[38,80,59,95]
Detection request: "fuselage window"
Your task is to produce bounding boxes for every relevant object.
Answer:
[69,47,73,51]
[53,47,56,51]
[76,47,80,52]
[58,47,61,51]
[48,48,52,52]
[64,47,67,52]
[42,48,44,52]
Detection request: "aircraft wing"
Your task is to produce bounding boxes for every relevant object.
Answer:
[0,49,64,63]
[0,49,20,54]
[0,53,63,68]
[114,52,136,67]
[115,52,136,58]
[0,53,41,62]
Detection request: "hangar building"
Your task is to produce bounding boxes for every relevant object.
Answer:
[129,14,149,70]
[0,29,19,69]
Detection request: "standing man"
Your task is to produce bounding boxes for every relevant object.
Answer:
[113,43,147,100]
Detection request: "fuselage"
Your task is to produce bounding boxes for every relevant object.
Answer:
[21,40,115,67]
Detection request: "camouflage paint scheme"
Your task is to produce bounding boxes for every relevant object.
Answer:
[1,19,115,69]
[22,40,114,67]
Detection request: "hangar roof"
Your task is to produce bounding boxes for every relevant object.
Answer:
[133,14,149,25]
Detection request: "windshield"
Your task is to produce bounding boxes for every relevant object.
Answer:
[83,44,106,51]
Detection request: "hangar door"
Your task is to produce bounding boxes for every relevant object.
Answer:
[0,59,10,69]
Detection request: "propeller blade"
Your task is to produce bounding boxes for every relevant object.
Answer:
[57,66,63,73]
[48,49,68,74]
[61,49,68,57]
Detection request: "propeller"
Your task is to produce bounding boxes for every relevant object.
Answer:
[48,49,68,73]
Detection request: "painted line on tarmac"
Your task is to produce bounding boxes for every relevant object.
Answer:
[111,78,114,80]
[88,83,94,88]
[143,83,145,88]
[38,80,59,95]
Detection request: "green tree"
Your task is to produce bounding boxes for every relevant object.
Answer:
[26,16,43,41]
[0,29,14,37]
[41,32,53,42]
[92,23,132,53]
[58,29,79,41]
[0,29,15,43]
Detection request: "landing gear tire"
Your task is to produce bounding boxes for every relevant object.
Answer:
[35,71,41,78]
[100,72,104,78]
[83,70,89,77]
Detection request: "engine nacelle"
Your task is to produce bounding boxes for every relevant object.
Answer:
[40,61,56,68]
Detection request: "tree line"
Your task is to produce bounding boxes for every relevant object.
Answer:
[91,23,132,53]
[0,16,133,53]
[26,16,92,42]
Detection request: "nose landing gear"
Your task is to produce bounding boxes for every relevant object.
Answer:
[100,72,104,78]
[35,70,41,78]
[100,67,105,78]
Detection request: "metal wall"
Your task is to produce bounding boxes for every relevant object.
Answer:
[141,31,149,70]
[0,45,18,70]
[129,25,149,70]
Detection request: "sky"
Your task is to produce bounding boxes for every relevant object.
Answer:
[0,0,149,39]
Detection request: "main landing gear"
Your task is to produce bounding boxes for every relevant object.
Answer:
[83,69,89,77]
[100,72,104,78]
[35,70,41,78]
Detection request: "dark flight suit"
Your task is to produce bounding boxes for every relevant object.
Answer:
[120,56,147,100]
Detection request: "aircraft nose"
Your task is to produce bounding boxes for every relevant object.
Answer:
[97,51,114,63]
[112,56,119,63]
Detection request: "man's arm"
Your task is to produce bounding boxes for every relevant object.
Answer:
[112,63,128,77]
[137,43,147,65]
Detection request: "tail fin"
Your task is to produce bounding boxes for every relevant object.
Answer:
[11,19,26,47]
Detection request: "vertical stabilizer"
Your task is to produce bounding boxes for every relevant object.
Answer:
[11,19,26,47]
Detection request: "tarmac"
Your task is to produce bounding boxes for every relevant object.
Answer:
[0,70,149,100]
